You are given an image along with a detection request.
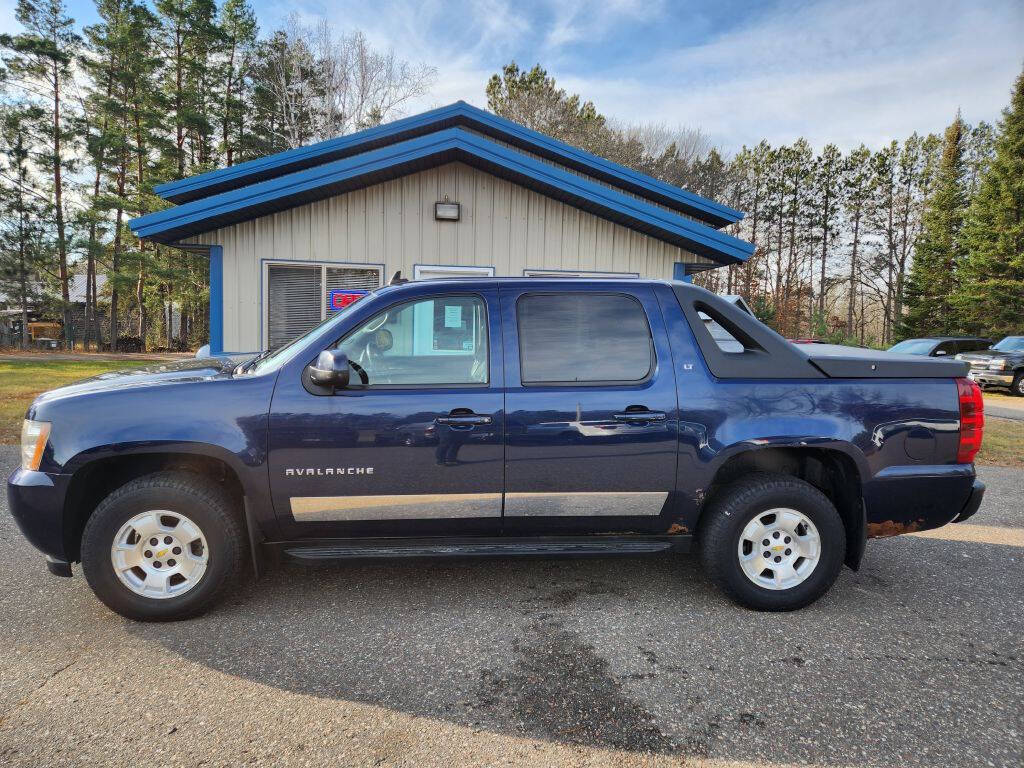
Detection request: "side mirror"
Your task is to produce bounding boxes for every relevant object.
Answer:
[308,349,350,388]
[934,349,948,356]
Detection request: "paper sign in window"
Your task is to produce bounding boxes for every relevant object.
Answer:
[444,305,463,328]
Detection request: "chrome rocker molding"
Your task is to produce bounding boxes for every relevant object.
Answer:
[504,491,669,517]
[290,493,502,522]
[290,491,668,521]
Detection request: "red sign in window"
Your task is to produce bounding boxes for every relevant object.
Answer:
[328,289,368,312]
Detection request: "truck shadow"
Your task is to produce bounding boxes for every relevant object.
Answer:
[124,535,1023,765]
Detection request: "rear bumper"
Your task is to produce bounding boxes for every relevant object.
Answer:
[6,468,72,562]
[953,479,985,524]
[863,464,977,537]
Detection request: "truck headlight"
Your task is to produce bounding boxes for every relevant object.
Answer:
[21,419,51,471]
[988,359,1007,370]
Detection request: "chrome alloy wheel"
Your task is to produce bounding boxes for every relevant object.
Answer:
[737,508,821,590]
[110,510,209,599]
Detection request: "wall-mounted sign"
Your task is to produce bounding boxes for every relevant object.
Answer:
[328,289,369,312]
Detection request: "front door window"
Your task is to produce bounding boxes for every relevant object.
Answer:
[336,296,488,386]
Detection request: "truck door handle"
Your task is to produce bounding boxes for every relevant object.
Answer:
[613,410,667,423]
[436,413,493,426]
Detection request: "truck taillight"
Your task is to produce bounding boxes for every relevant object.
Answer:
[956,377,984,464]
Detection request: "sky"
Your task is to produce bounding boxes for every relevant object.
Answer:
[3,0,1023,152]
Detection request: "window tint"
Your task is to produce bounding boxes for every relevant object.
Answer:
[934,341,956,356]
[517,293,653,384]
[700,313,744,353]
[336,296,488,386]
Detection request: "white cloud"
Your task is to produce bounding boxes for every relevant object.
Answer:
[557,0,1024,150]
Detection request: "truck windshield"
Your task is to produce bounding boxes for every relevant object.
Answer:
[991,336,1024,352]
[887,339,937,355]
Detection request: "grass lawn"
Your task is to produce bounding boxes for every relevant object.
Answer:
[0,359,145,444]
[977,416,1024,468]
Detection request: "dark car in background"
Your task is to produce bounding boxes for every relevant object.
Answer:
[957,336,1024,395]
[888,337,992,358]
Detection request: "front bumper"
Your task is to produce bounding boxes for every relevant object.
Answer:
[7,468,72,562]
[968,370,1013,387]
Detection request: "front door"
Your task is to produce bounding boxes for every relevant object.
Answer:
[268,287,504,539]
[499,284,680,535]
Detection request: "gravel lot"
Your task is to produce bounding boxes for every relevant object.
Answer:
[1,446,1021,768]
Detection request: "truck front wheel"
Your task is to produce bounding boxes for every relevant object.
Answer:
[81,471,245,621]
[699,472,846,611]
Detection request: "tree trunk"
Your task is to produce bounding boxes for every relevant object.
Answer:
[51,60,72,349]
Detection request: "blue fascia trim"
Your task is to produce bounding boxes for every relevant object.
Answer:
[208,245,223,355]
[132,128,754,264]
[153,101,743,228]
[672,262,693,283]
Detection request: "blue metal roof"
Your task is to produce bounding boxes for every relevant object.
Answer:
[131,128,753,264]
[153,101,743,228]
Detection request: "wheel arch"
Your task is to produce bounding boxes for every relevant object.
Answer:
[699,443,867,570]
[61,445,260,564]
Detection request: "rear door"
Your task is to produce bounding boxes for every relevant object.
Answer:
[499,283,680,535]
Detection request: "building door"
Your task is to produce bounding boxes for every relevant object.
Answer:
[265,262,381,350]
[499,284,680,535]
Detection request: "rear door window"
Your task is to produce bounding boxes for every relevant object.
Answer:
[516,293,653,384]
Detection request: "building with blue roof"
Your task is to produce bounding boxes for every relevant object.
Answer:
[131,101,752,354]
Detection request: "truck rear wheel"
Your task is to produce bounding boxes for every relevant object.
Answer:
[81,471,245,621]
[699,472,845,611]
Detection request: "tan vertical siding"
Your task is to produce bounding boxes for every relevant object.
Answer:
[185,161,715,352]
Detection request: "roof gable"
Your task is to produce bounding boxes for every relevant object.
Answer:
[153,101,742,228]
[131,128,753,264]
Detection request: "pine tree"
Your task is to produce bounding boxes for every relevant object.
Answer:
[0,105,50,349]
[902,114,970,336]
[842,146,873,337]
[1,0,80,348]
[956,68,1024,336]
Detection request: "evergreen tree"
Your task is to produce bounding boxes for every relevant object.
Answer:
[1,0,80,347]
[902,114,969,336]
[842,146,873,338]
[956,68,1024,336]
[0,105,49,349]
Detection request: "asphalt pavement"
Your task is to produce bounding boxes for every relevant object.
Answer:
[1,446,1021,768]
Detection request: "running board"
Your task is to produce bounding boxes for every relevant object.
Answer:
[273,535,690,562]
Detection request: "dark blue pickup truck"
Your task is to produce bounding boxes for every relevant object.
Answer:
[8,279,986,620]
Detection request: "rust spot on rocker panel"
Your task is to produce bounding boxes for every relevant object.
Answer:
[866,519,925,538]
[666,523,689,535]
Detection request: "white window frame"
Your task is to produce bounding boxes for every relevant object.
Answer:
[261,259,383,351]
[413,264,496,280]
[523,268,639,278]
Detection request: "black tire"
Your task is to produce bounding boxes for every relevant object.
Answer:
[1011,372,1024,397]
[81,471,246,621]
[699,472,846,611]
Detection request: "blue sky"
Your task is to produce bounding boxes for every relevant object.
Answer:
[3,0,1023,151]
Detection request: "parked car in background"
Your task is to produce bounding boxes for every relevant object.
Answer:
[956,335,1024,395]
[887,337,992,358]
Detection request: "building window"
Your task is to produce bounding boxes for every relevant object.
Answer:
[516,293,654,385]
[265,262,381,350]
[523,269,639,278]
[413,265,495,280]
